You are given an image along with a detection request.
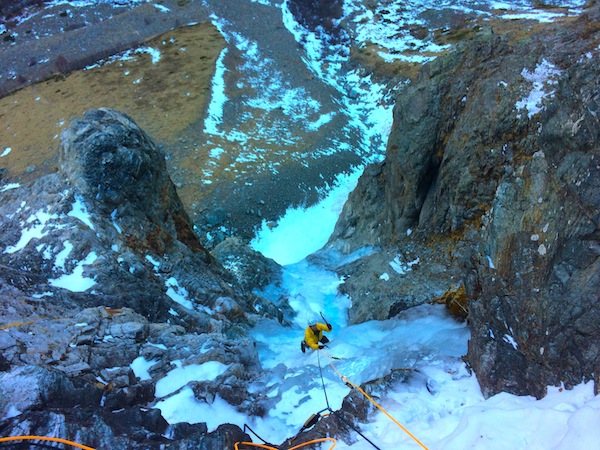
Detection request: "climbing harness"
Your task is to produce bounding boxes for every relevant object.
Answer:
[326,354,429,450]
[0,435,95,450]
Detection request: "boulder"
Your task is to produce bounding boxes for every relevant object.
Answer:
[59,108,207,256]
[212,237,282,292]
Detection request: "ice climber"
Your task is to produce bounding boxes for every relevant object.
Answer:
[301,322,332,352]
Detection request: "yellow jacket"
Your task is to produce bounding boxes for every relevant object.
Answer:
[304,322,331,350]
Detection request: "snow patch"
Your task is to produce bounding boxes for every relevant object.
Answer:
[145,255,160,270]
[503,334,518,350]
[155,360,229,398]
[204,46,228,136]
[48,251,98,292]
[156,388,247,431]
[389,255,420,275]
[111,209,122,234]
[2,405,21,420]
[4,207,62,254]
[1,183,20,192]
[516,59,561,118]
[54,241,73,270]
[68,195,94,230]
[165,277,192,309]
[130,356,158,381]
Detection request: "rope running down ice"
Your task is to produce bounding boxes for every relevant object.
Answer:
[325,353,429,450]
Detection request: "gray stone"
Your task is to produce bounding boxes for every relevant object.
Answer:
[212,237,282,292]
[57,362,92,377]
[108,322,148,341]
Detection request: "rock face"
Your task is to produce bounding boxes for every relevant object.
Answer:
[327,5,600,398]
[60,108,201,253]
[0,108,282,447]
[213,237,282,292]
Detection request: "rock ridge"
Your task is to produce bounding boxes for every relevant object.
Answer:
[0,108,283,447]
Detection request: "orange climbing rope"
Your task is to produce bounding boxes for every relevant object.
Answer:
[234,437,337,450]
[234,347,428,450]
[326,354,429,450]
[0,435,95,450]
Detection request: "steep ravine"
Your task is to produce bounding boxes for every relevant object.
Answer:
[1,0,599,447]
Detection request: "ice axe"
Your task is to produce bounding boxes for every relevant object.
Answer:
[319,311,331,329]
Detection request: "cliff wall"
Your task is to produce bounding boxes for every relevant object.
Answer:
[327,3,600,398]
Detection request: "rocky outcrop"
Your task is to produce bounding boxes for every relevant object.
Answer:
[213,237,282,292]
[0,305,257,448]
[1,108,258,323]
[0,108,283,447]
[60,108,209,258]
[327,4,600,398]
[287,0,346,45]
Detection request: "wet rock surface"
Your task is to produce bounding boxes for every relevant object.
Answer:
[328,4,600,397]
